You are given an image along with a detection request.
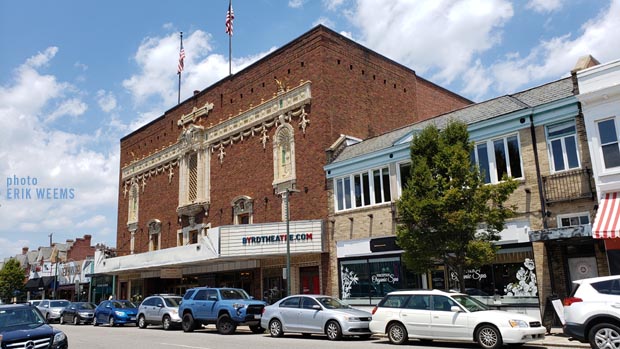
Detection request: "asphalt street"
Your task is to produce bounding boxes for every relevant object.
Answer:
[55,322,576,349]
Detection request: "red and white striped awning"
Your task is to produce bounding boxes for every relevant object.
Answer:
[593,192,620,239]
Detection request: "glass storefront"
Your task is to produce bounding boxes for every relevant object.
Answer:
[339,254,422,305]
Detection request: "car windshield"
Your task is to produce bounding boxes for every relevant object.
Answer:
[113,301,137,308]
[452,294,489,312]
[0,307,45,330]
[78,303,96,310]
[220,289,251,300]
[164,297,182,307]
[50,301,70,308]
[317,297,350,309]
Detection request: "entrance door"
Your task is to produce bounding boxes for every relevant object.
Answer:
[299,267,320,294]
[568,257,598,281]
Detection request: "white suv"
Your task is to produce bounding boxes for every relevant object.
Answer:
[369,289,545,349]
[563,275,620,349]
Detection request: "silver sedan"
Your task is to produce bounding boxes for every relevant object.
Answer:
[260,295,372,340]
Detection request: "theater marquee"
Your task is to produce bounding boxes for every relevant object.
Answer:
[219,220,323,257]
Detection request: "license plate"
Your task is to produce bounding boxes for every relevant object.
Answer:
[254,315,261,319]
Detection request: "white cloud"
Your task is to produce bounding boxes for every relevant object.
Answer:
[348,0,514,85]
[313,16,335,28]
[526,0,563,13]
[45,98,88,122]
[487,0,620,95]
[0,48,119,258]
[96,89,117,113]
[324,0,347,11]
[289,0,305,8]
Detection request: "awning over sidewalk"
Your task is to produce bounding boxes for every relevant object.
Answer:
[593,192,620,239]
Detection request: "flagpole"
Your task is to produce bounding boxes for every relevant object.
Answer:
[226,0,233,76]
[229,30,232,76]
[178,32,183,105]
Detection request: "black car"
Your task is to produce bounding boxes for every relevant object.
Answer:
[60,301,96,325]
[0,303,68,349]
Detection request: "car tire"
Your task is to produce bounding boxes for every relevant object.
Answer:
[250,325,265,334]
[108,316,116,327]
[182,313,196,332]
[589,322,620,349]
[216,314,237,335]
[59,315,65,325]
[387,322,408,345]
[476,324,502,349]
[326,320,343,341]
[93,317,99,326]
[269,319,284,337]
[162,315,172,331]
[138,315,147,329]
[73,315,79,326]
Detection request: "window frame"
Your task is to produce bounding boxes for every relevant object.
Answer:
[596,117,620,170]
[546,121,581,173]
[333,166,392,212]
[556,212,590,228]
[472,133,524,184]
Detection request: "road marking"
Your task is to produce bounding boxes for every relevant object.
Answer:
[160,344,212,349]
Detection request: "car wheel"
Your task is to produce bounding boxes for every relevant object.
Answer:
[326,320,342,341]
[73,315,79,326]
[59,314,65,325]
[269,319,284,337]
[250,325,265,334]
[182,313,196,332]
[138,315,147,329]
[387,322,408,345]
[108,316,116,327]
[589,323,620,349]
[162,315,172,331]
[93,317,99,326]
[476,325,502,349]
[216,314,237,335]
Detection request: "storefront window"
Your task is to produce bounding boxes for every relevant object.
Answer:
[339,255,422,305]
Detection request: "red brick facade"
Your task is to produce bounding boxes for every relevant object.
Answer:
[117,26,470,256]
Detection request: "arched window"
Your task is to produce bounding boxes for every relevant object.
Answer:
[232,196,253,225]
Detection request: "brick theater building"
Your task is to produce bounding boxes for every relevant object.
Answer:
[97,25,470,302]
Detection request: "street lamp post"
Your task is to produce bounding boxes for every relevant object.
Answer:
[282,187,299,296]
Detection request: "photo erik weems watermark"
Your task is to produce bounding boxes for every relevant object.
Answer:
[3,175,76,201]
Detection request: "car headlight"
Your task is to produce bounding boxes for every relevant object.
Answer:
[232,303,247,310]
[115,311,126,317]
[170,309,178,315]
[53,331,67,344]
[509,319,529,328]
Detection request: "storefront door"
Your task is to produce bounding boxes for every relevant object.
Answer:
[300,267,320,294]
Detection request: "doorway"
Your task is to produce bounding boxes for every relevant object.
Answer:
[299,266,320,294]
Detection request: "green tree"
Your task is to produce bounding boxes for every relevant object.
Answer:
[0,258,26,302]
[396,120,518,292]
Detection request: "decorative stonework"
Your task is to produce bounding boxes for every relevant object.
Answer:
[178,101,214,126]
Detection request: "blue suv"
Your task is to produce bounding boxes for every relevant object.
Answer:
[179,287,266,334]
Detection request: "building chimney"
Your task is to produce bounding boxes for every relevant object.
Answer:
[571,55,600,73]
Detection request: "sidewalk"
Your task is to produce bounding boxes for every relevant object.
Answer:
[529,327,590,348]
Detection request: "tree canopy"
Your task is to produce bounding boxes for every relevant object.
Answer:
[396,120,518,292]
[0,258,26,302]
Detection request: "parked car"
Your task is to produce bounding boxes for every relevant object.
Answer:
[137,294,182,330]
[563,275,620,349]
[37,299,71,323]
[28,299,42,307]
[178,287,266,334]
[369,289,545,349]
[59,301,96,325]
[0,303,68,348]
[93,299,138,326]
[261,294,373,340]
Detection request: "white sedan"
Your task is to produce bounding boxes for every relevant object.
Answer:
[369,289,545,349]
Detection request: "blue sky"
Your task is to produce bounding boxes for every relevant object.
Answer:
[1,0,619,259]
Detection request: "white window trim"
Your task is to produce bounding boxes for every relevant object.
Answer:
[396,161,412,198]
[596,116,620,171]
[473,133,524,184]
[334,166,391,212]
[556,211,590,227]
[546,121,581,174]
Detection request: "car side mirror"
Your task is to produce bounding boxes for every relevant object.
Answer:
[312,305,321,310]
[450,306,462,312]
[157,303,164,308]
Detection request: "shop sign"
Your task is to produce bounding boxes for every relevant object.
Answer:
[450,269,487,281]
[371,273,399,284]
[160,268,182,279]
[242,233,313,245]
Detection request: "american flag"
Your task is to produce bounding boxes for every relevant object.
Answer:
[225,0,234,36]
[178,44,185,74]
